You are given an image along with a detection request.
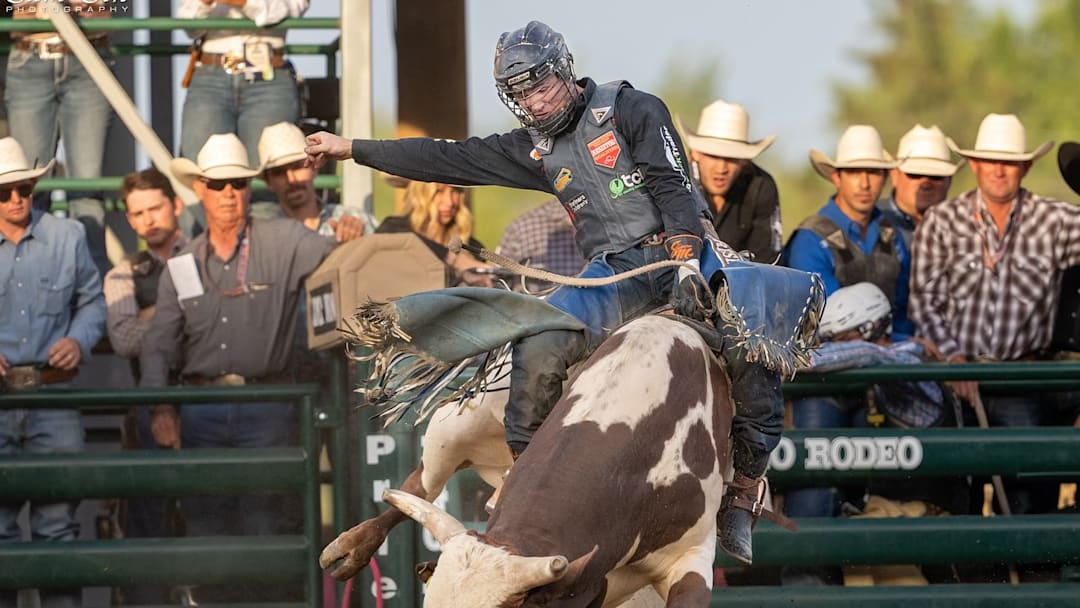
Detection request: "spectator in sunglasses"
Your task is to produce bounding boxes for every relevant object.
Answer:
[0,136,105,608]
[878,125,963,249]
[139,133,337,604]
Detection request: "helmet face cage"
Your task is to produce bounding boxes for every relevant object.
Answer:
[494,23,577,136]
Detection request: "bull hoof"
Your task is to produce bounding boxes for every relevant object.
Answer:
[320,522,390,581]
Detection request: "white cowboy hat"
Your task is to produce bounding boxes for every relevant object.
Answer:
[676,99,775,160]
[170,133,260,189]
[894,124,964,177]
[947,113,1053,162]
[258,122,308,171]
[810,125,896,180]
[0,137,55,186]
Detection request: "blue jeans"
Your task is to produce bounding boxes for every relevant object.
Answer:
[180,64,300,165]
[505,242,673,451]
[783,396,868,519]
[178,401,302,603]
[5,49,114,277]
[0,407,85,608]
[968,395,1058,514]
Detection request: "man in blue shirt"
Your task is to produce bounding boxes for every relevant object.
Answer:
[784,125,913,339]
[779,125,915,587]
[0,136,105,608]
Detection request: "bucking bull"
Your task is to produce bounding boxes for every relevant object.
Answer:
[322,315,733,607]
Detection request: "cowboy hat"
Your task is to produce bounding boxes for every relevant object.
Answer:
[895,124,964,177]
[258,122,308,172]
[170,133,260,189]
[0,137,54,186]
[947,113,1053,162]
[1058,141,1080,196]
[676,99,775,160]
[810,125,896,180]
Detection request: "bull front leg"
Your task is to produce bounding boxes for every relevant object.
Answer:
[320,464,430,580]
[663,572,710,607]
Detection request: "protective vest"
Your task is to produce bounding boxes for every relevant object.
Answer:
[530,81,668,258]
[129,250,164,309]
[797,214,901,307]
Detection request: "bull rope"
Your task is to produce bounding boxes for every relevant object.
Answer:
[448,236,712,291]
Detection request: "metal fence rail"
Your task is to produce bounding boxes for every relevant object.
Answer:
[0,385,326,607]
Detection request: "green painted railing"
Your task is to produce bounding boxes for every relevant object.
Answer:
[0,17,340,33]
[0,383,333,607]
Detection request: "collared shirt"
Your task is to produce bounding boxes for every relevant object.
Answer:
[0,210,105,365]
[783,197,913,338]
[103,236,187,359]
[910,188,1080,360]
[497,198,585,292]
[138,218,334,387]
[177,0,309,54]
[876,193,918,250]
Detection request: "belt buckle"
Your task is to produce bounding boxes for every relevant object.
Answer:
[216,373,246,386]
[643,233,664,247]
[7,366,41,391]
[35,38,66,60]
[222,55,244,74]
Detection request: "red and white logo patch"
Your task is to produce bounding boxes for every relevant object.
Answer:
[587,131,621,169]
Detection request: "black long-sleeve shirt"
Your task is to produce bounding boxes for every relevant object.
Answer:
[350,78,704,242]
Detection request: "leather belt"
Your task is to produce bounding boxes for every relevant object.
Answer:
[183,372,293,386]
[197,49,287,71]
[13,36,110,56]
[2,366,78,391]
[640,232,666,247]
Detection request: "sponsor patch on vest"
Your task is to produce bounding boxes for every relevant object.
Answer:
[535,136,553,154]
[561,193,589,222]
[591,106,612,124]
[553,167,574,192]
[530,148,542,161]
[588,131,621,169]
[608,168,645,199]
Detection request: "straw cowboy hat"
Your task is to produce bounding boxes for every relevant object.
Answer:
[676,99,776,160]
[258,122,308,171]
[0,137,54,186]
[1058,141,1080,196]
[810,125,896,180]
[947,113,1053,162]
[170,133,260,189]
[895,124,964,177]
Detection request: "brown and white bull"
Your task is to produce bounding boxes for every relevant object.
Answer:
[385,314,733,607]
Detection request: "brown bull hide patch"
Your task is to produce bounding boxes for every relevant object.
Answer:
[483,318,732,605]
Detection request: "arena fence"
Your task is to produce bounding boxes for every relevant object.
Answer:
[0,380,341,608]
[353,360,1080,607]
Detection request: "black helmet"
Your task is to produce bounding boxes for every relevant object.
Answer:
[494,21,577,136]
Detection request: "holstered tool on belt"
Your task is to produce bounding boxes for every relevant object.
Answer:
[182,38,202,89]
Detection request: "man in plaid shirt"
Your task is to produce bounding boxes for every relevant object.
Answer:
[497,198,585,293]
[911,113,1080,514]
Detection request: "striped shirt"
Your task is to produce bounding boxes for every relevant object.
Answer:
[910,188,1080,360]
[103,238,186,359]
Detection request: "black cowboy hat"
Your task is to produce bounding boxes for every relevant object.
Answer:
[1057,141,1080,196]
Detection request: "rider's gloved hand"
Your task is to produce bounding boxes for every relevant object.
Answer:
[665,234,714,321]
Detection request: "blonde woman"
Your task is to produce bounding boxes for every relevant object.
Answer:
[377,181,492,286]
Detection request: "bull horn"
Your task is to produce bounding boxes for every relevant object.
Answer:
[383,489,467,544]
[511,554,571,590]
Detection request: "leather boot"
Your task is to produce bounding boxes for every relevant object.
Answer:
[717,472,764,565]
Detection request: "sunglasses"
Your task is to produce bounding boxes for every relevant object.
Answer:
[903,172,947,182]
[264,160,307,179]
[200,177,251,191]
[0,183,34,202]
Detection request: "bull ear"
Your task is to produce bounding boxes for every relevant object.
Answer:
[383,489,467,544]
[558,545,599,589]
[415,559,438,583]
[514,544,598,593]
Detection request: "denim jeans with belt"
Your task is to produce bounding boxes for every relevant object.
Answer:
[5,48,114,278]
[0,406,85,608]
[179,64,300,165]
